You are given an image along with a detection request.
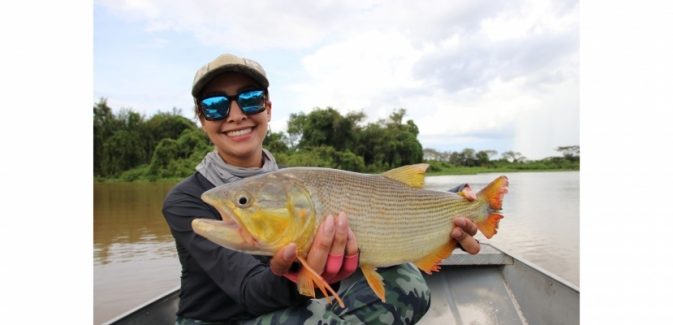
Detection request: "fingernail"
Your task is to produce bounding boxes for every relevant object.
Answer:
[324,215,335,235]
[336,215,347,233]
[347,229,354,243]
[455,218,465,227]
[452,228,462,239]
[284,244,296,260]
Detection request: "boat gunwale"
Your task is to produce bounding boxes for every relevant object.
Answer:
[100,285,180,325]
[487,242,580,293]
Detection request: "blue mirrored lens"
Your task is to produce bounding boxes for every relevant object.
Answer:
[201,96,230,120]
[238,90,266,114]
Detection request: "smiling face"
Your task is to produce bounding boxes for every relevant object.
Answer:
[198,72,272,167]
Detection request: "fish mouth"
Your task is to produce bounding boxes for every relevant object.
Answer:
[200,189,247,235]
[192,218,239,229]
[192,215,261,252]
[193,194,261,252]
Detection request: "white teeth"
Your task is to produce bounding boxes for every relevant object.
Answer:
[226,128,252,137]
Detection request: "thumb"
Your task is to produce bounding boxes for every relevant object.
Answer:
[270,243,297,275]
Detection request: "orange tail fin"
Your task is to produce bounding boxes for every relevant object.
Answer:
[477,176,508,209]
[476,176,508,239]
[478,214,503,239]
[296,255,345,308]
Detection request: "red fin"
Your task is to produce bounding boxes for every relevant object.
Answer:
[296,255,345,307]
[458,184,477,201]
[413,238,458,274]
[361,264,386,302]
[477,176,509,209]
[478,213,503,239]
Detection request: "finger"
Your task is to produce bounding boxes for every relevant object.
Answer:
[454,217,479,236]
[329,212,349,256]
[306,214,335,273]
[451,227,480,255]
[322,212,349,280]
[270,243,297,275]
[344,228,358,257]
[330,228,359,282]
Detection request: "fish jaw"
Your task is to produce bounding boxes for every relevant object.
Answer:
[191,217,272,255]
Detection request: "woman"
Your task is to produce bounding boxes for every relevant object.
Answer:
[162,53,482,325]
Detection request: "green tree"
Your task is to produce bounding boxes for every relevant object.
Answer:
[353,109,423,170]
[423,148,442,161]
[475,150,498,166]
[94,99,203,179]
[556,145,580,162]
[94,98,123,176]
[289,107,363,152]
[501,150,526,163]
[263,129,290,154]
[147,138,180,177]
[102,130,144,177]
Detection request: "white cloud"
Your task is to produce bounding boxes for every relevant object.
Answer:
[96,0,384,50]
[95,0,578,160]
[289,30,425,117]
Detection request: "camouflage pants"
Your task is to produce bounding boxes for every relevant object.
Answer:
[246,263,430,325]
[176,263,430,325]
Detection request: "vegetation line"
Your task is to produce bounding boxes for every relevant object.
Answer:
[94,98,579,183]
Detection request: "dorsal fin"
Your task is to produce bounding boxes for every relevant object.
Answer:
[380,164,429,188]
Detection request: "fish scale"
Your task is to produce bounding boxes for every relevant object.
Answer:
[282,168,486,266]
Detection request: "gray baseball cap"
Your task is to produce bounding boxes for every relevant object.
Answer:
[191,53,269,99]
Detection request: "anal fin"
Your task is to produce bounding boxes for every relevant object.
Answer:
[296,255,345,308]
[361,263,386,302]
[414,238,458,274]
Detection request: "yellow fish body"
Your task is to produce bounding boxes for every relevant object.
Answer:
[192,164,508,307]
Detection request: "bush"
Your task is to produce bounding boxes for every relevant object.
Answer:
[119,165,149,182]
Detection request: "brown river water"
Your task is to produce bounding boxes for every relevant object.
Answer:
[93,171,579,324]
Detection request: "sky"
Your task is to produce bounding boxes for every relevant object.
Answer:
[93,0,579,161]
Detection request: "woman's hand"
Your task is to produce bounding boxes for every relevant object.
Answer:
[270,212,359,284]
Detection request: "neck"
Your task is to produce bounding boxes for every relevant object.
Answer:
[218,150,264,168]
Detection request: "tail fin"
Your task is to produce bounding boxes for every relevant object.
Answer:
[476,176,508,239]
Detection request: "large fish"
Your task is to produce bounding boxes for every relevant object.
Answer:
[192,164,508,307]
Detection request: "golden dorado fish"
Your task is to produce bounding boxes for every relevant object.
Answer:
[192,164,508,307]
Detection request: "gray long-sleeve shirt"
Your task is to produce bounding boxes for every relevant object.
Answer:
[162,172,327,322]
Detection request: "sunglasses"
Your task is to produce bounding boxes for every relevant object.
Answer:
[199,89,267,121]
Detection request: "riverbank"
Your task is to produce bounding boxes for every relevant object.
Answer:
[426,166,579,176]
[94,166,578,182]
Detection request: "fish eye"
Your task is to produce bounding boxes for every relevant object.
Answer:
[236,193,251,207]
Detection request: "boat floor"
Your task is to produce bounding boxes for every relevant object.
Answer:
[103,244,579,325]
[337,244,578,325]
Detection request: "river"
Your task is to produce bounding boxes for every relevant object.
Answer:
[93,171,579,324]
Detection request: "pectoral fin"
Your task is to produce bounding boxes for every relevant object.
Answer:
[413,238,458,274]
[296,255,345,308]
[361,263,386,302]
